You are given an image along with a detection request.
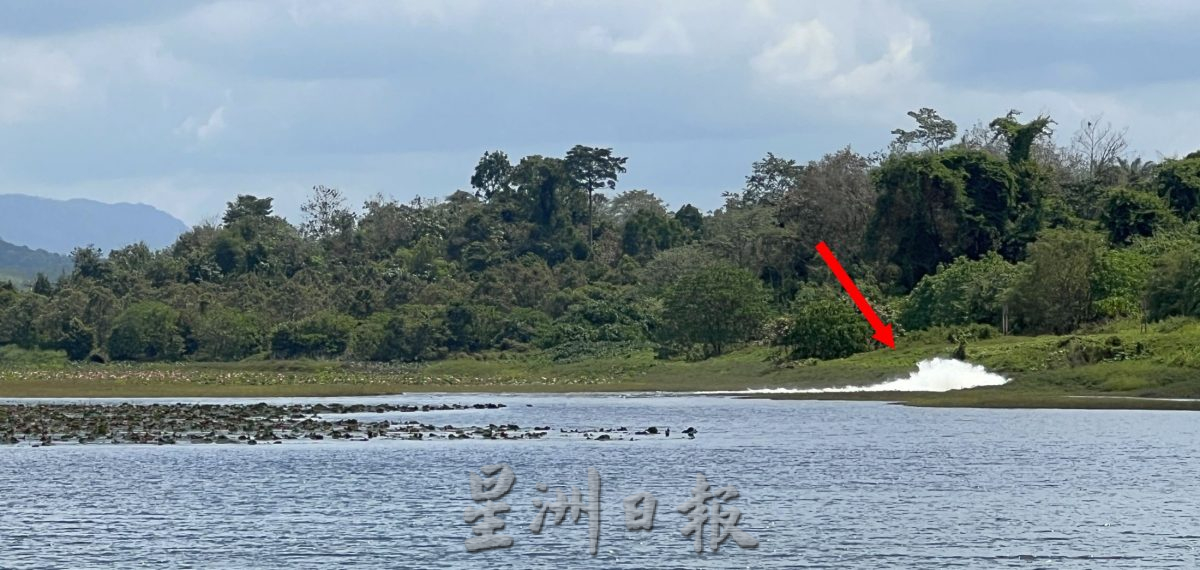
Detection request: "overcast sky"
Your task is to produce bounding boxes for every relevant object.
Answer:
[1,0,1198,224]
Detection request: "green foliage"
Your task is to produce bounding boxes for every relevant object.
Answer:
[270,312,356,359]
[1100,187,1175,245]
[108,301,184,361]
[193,306,266,361]
[1156,156,1200,220]
[773,288,871,360]
[673,204,703,235]
[621,209,684,260]
[901,252,1020,330]
[660,265,770,357]
[0,345,68,367]
[1008,229,1105,334]
[1145,245,1200,321]
[2,118,1198,367]
[60,318,95,361]
[350,306,448,362]
[987,111,1053,165]
[868,149,1023,289]
[1092,248,1153,319]
[890,107,958,153]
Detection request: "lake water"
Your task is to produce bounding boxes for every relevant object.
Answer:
[3,394,1200,568]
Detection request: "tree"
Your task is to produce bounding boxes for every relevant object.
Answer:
[674,204,704,236]
[193,306,265,360]
[31,273,52,296]
[269,312,356,359]
[1100,187,1174,245]
[70,246,109,281]
[890,108,958,153]
[1156,155,1200,220]
[901,252,1021,330]
[60,317,94,361]
[603,189,667,226]
[867,150,1021,290]
[1145,246,1200,321]
[470,150,514,199]
[1070,115,1128,181]
[565,145,628,249]
[774,289,870,360]
[1008,230,1104,334]
[777,147,875,262]
[730,152,804,207]
[300,185,356,240]
[621,209,683,261]
[987,110,1054,165]
[659,265,769,357]
[108,301,184,361]
[222,195,275,226]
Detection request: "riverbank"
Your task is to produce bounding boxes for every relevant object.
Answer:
[1,318,1198,409]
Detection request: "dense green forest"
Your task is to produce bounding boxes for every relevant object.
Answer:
[2,108,1199,365]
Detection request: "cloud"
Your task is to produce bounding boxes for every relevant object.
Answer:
[176,105,227,142]
[750,20,838,84]
[0,0,1197,223]
[0,42,83,123]
[581,17,693,55]
[749,4,930,98]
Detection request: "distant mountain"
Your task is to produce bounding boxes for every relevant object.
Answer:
[0,238,72,285]
[0,194,188,254]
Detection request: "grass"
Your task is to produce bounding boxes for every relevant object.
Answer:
[0,318,1198,409]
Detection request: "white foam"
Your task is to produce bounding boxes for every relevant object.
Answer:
[704,358,1009,394]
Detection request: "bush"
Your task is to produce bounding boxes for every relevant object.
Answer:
[270,311,356,359]
[108,301,184,361]
[773,290,870,360]
[1100,187,1175,245]
[194,306,266,361]
[1092,248,1152,320]
[350,306,448,362]
[1008,229,1104,334]
[901,252,1020,330]
[1146,246,1200,321]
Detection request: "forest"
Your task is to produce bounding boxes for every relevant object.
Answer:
[2,108,1199,367]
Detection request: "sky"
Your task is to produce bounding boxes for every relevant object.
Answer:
[1,0,1198,225]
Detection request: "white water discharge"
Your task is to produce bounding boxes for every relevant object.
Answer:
[719,358,1009,394]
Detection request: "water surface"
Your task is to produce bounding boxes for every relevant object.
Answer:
[2,394,1199,568]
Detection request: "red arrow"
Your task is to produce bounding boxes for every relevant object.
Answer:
[814,241,895,349]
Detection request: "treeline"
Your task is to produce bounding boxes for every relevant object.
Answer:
[2,109,1199,364]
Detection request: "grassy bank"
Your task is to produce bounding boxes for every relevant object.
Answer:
[1,318,1198,409]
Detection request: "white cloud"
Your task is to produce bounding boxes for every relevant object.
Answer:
[749,4,930,98]
[0,43,83,123]
[750,20,838,84]
[176,105,227,143]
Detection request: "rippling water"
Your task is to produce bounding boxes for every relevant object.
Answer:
[3,394,1200,568]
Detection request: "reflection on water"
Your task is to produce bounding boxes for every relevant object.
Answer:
[3,394,1200,568]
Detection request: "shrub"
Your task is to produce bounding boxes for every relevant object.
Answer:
[774,290,871,360]
[270,311,356,359]
[194,306,266,361]
[108,301,184,361]
[901,252,1020,330]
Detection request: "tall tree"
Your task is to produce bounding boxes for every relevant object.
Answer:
[470,150,514,200]
[1070,115,1128,181]
[564,145,628,250]
[300,185,356,240]
[890,108,958,154]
